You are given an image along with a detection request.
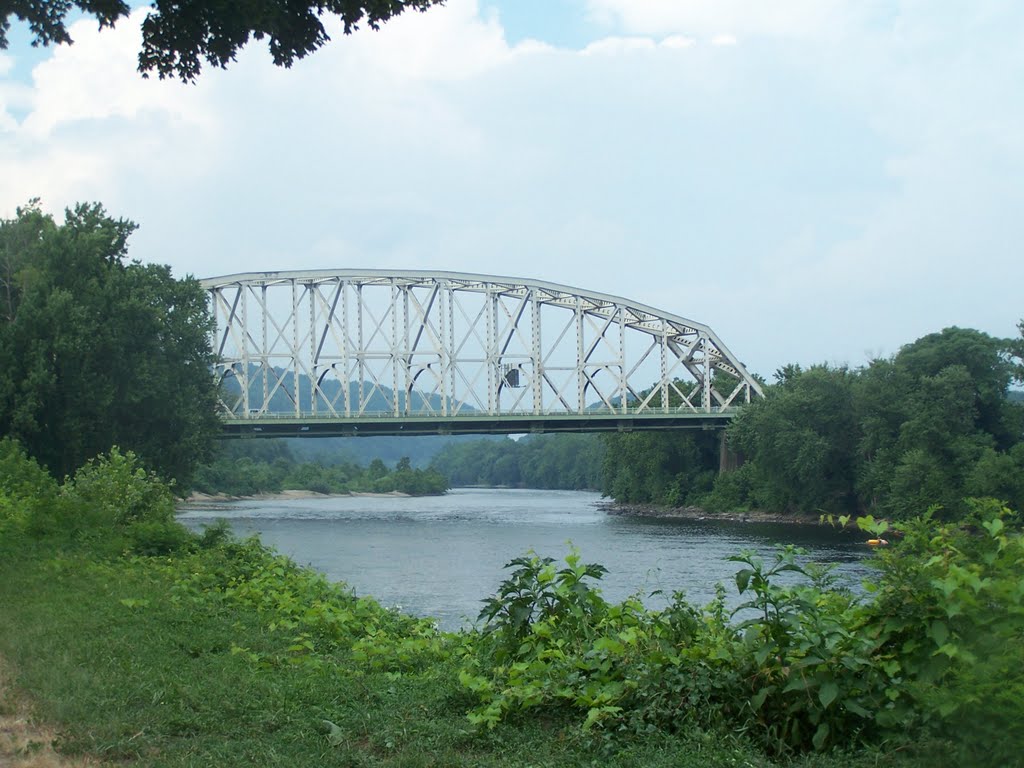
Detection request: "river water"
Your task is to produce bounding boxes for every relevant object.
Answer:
[177,488,872,631]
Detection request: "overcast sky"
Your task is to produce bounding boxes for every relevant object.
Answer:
[1,0,1021,378]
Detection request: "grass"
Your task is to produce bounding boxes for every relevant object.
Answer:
[0,536,928,768]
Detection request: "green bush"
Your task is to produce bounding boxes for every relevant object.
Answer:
[860,499,1024,766]
[0,438,61,536]
[0,490,27,538]
[459,507,1024,762]
[63,447,176,527]
[165,534,449,672]
[51,446,194,553]
[0,437,59,501]
[125,519,194,555]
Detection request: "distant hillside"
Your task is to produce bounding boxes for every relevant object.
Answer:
[220,365,463,416]
[285,434,506,468]
[429,433,605,490]
[217,366,503,466]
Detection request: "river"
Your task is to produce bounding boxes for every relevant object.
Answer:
[176,488,872,631]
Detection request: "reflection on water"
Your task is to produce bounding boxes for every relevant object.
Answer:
[177,488,872,630]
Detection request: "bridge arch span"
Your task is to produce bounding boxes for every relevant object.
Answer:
[201,269,763,436]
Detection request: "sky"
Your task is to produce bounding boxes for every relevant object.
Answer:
[1,0,1022,379]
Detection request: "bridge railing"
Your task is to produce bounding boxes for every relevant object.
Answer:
[203,270,764,428]
[223,404,741,420]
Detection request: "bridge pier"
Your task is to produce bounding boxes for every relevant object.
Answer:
[718,430,742,474]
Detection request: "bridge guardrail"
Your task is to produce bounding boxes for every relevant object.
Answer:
[224,404,739,420]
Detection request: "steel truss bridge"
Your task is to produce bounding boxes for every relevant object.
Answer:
[202,270,764,437]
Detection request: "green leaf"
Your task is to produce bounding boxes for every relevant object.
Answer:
[937,643,960,659]
[735,568,753,594]
[754,644,772,665]
[929,620,949,648]
[983,518,1004,537]
[750,686,772,712]
[818,681,839,709]
[812,722,830,751]
[775,563,807,575]
[783,675,811,693]
[845,700,871,718]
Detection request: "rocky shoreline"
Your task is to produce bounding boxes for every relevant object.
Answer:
[598,501,825,525]
[179,489,414,506]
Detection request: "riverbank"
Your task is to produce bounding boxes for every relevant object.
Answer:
[182,489,415,504]
[0,537,895,768]
[599,501,826,525]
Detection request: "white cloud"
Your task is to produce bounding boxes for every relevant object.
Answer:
[581,36,657,56]
[0,0,1022,375]
[20,11,207,139]
[661,35,695,50]
[340,0,526,80]
[586,0,858,42]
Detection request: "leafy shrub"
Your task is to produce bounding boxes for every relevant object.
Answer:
[463,550,707,731]
[0,490,27,538]
[0,437,59,501]
[477,550,609,655]
[860,499,1024,766]
[167,536,450,672]
[724,548,890,753]
[0,438,60,535]
[64,447,176,527]
[53,446,194,553]
[126,519,194,555]
[196,518,233,548]
[460,513,1024,762]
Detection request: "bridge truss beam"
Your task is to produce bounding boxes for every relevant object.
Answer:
[201,270,763,433]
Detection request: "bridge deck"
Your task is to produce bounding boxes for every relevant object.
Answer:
[220,409,735,438]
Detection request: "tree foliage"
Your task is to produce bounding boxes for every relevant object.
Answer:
[429,433,605,490]
[193,441,448,496]
[1,0,445,80]
[0,200,220,486]
[605,326,1024,519]
[727,365,859,513]
[5,439,1023,764]
[461,502,1024,763]
[1011,318,1024,384]
[726,327,1022,518]
[601,430,718,507]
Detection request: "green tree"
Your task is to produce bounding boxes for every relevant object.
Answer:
[601,430,717,506]
[0,201,220,486]
[965,444,1024,510]
[894,327,1015,447]
[1010,318,1024,384]
[429,434,605,491]
[1,0,444,81]
[855,328,1018,518]
[725,365,859,514]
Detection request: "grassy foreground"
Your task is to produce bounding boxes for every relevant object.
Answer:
[1,443,1021,767]
[0,539,893,768]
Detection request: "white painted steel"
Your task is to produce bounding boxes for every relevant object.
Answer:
[201,270,763,421]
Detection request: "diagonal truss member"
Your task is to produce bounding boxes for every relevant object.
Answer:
[201,269,764,422]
